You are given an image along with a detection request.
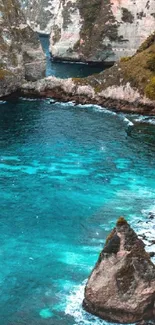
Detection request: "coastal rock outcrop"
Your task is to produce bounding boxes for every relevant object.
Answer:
[20,0,155,63]
[83,217,155,323]
[0,0,45,98]
[21,34,155,114]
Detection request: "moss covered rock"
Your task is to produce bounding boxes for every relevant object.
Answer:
[83,218,155,323]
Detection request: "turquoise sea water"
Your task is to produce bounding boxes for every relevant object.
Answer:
[0,98,155,324]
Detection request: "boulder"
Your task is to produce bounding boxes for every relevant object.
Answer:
[83,217,155,323]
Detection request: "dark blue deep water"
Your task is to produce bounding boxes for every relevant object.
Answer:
[39,35,107,78]
[0,98,155,325]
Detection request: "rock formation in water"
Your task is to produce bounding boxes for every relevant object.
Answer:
[20,0,155,63]
[21,33,155,114]
[0,0,45,98]
[83,217,155,323]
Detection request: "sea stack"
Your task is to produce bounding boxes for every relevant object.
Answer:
[83,217,155,323]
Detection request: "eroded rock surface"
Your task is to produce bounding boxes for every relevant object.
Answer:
[0,0,45,98]
[83,217,155,323]
[20,0,55,34]
[20,0,155,63]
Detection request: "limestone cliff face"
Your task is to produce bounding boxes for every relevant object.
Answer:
[50,0,155,62]
[0,0,45,98]
[20,0,155,63]
[20,0,55,34]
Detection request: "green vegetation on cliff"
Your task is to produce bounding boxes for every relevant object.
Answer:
[118,40,155,99]
[73,33,155,101]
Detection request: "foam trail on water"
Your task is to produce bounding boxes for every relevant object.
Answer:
[20,97,42,101]
[131,206,155,263]
[92,105,117,115]
[119,114,134,126]
[133,116,155,125]
[65,280,105,325]
[0,100,7,104]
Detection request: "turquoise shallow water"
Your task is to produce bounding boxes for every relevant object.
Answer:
[0,99,155,324]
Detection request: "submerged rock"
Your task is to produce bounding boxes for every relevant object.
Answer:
[0,0,45,98]
[83,217,155,323]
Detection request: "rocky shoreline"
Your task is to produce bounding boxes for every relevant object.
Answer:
[1,75,155,116]
[19,74,155,115]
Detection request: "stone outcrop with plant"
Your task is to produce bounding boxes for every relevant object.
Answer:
[20,0,155,63]
[0,0,45,98]
[83,217,155,323]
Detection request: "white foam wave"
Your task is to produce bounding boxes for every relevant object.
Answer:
[75,103,117,116]
[20,97,42,102]
[119,115,134,126]
[65,280,106,325]
[66,279,155,325]
[130,206,155,263]
[65,281,134,325]
[59,101,76,107]
[0,100,7,104]
[133,116,155,125]
[76,103,97,109]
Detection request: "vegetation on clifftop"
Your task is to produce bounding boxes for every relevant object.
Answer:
[74,32,155,101]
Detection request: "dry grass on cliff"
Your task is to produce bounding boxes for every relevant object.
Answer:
[119,43,155,99]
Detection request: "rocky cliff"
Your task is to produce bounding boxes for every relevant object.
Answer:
[83,217,155,323]
[20,0,54,34]
[21,33,155,114]
[20,0,155,63]
[0,0,45,98]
